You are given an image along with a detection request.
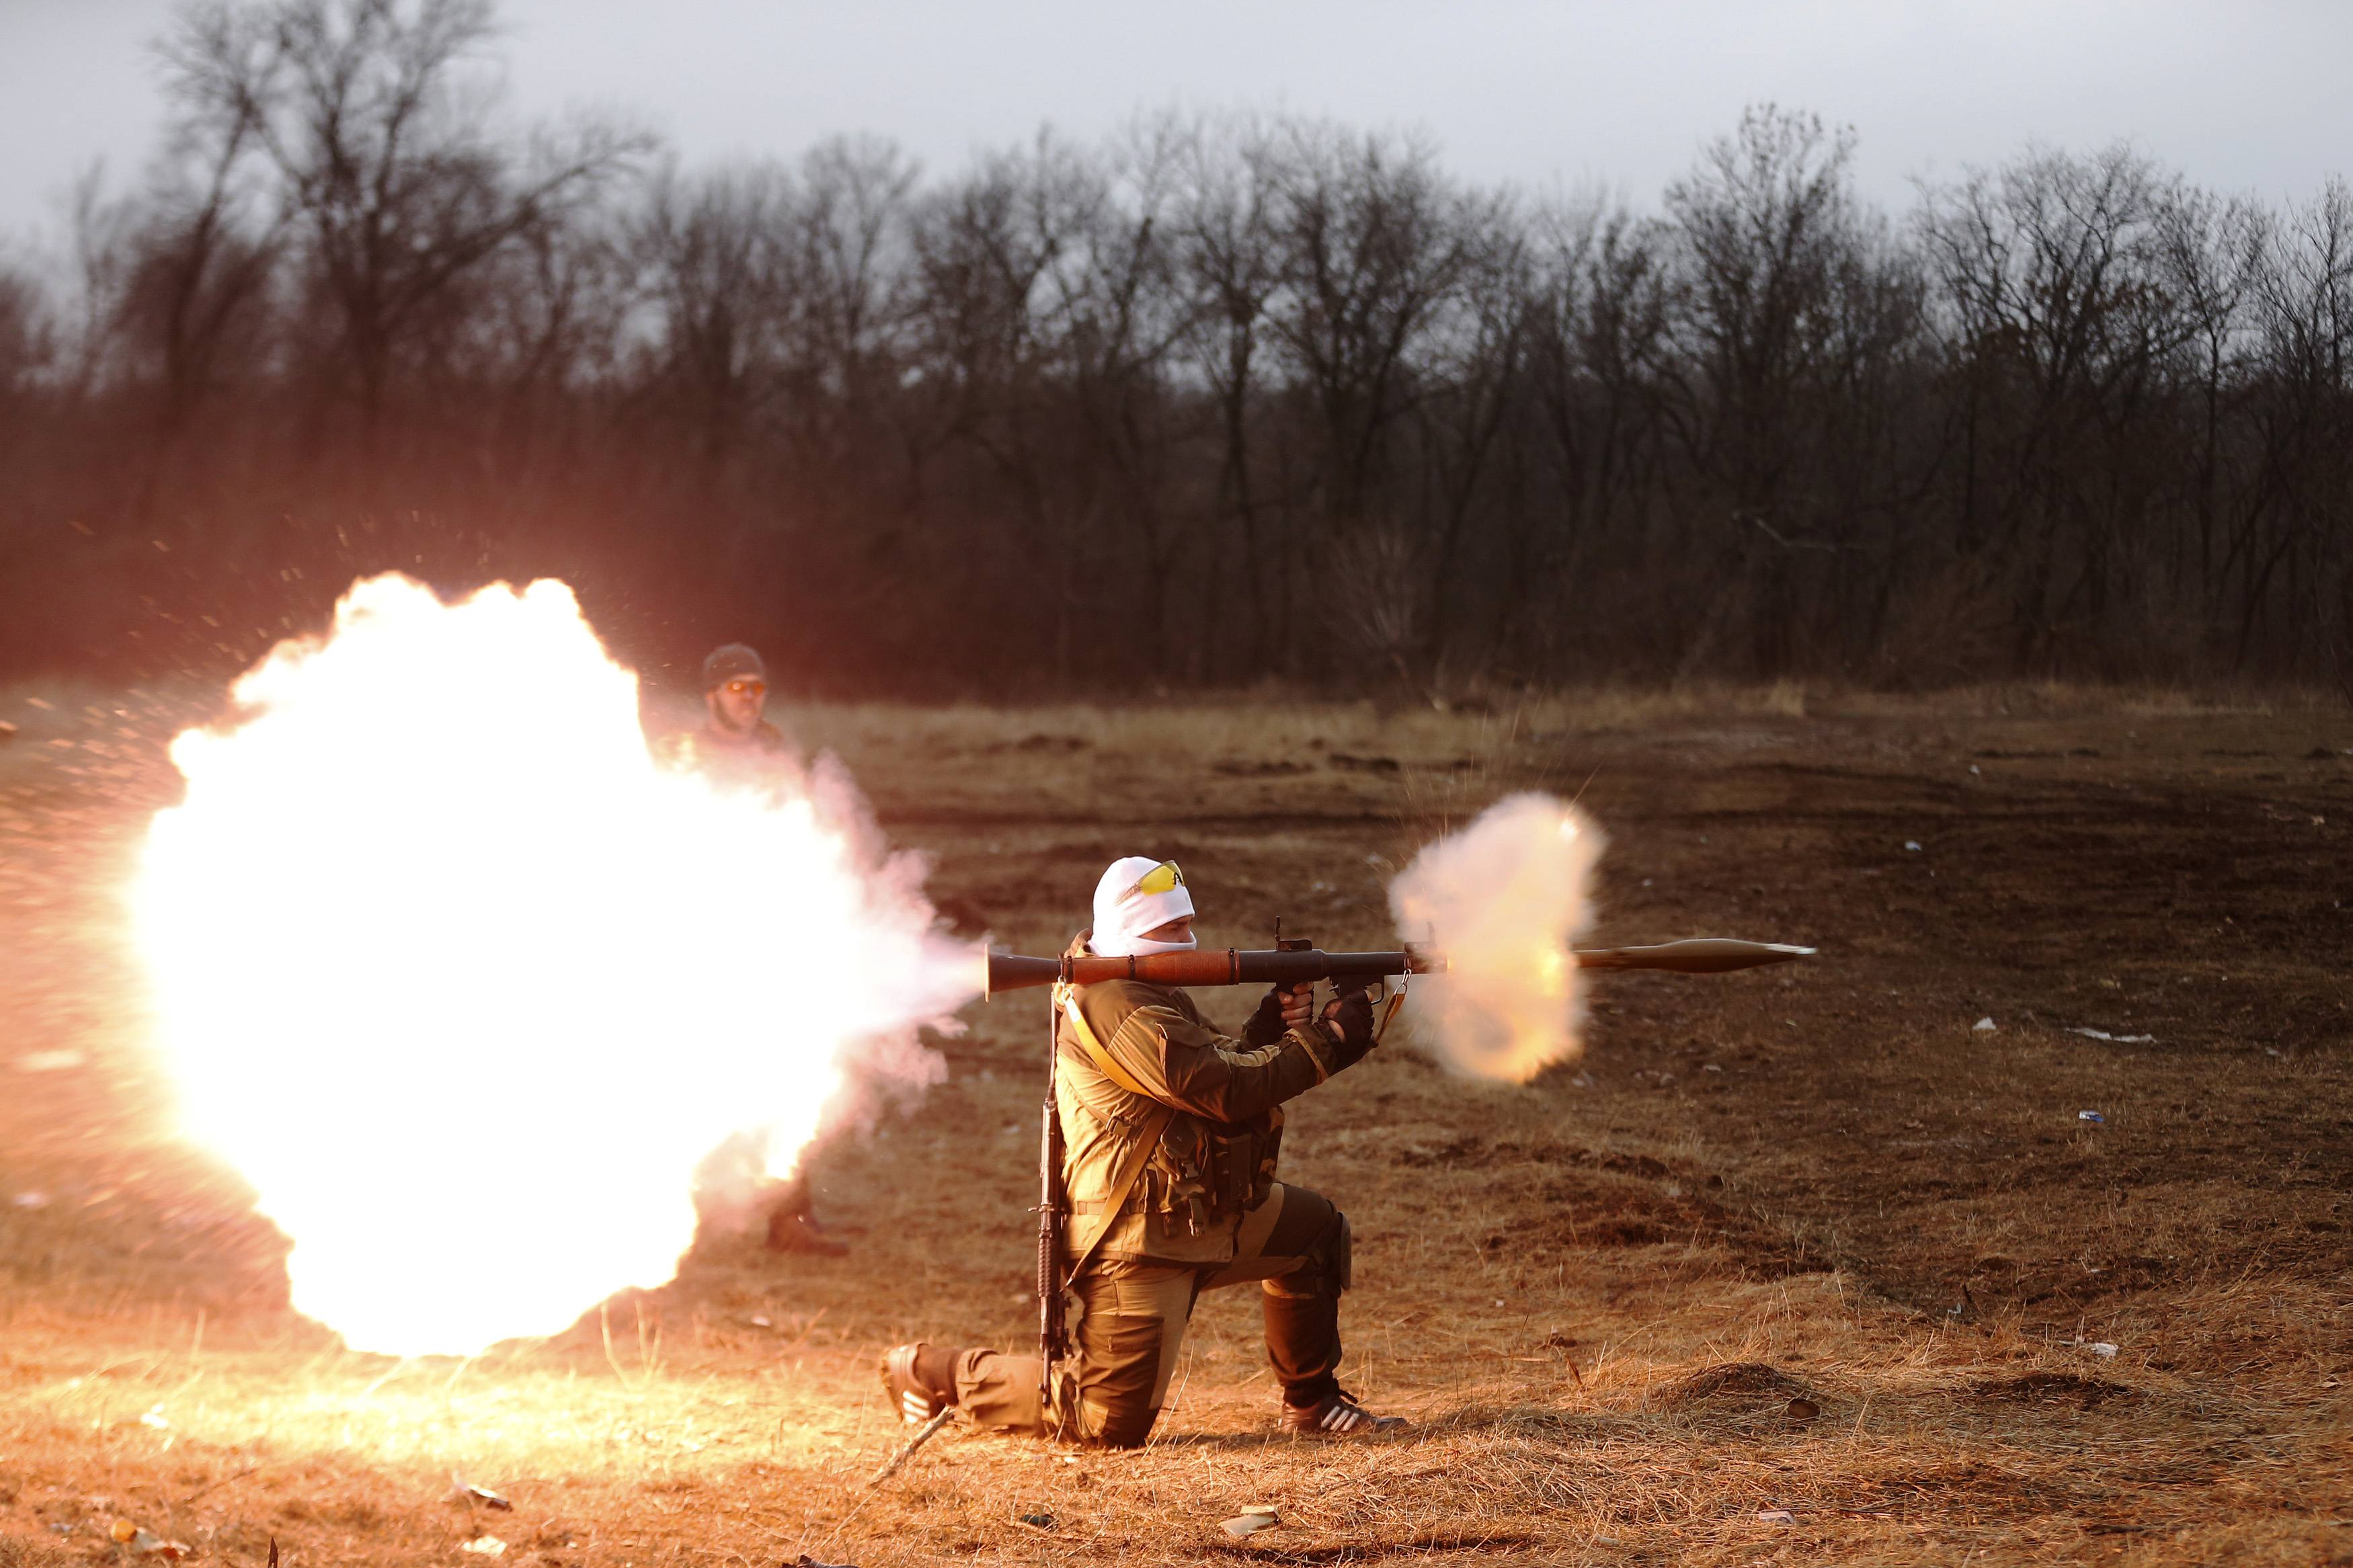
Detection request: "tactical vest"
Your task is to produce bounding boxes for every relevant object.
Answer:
[1055,978,1283,1269]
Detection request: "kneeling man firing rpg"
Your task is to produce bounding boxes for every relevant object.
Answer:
[882,857,1399,1444]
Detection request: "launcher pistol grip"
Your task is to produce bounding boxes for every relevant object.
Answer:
[1276,934,1313,1005]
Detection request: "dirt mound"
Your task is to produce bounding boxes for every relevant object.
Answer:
[1661,1361,1817,1408]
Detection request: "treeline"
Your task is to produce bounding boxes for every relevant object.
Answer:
[4,0,2350,696]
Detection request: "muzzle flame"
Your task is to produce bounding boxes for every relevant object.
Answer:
[131,575,975,1356]
[1388,794,1605,1081]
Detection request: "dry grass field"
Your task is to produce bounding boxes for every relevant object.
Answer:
[3,684,2350,1566]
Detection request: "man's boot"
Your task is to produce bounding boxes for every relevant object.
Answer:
[879,1344,962,1425]
[1279,1387,1407,1435]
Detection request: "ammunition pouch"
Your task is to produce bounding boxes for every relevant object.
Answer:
[1146,1109,1284,1242]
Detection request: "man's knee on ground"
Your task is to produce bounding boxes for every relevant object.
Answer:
[1083,1401,1160,1449]
[1069,1288,1176,1448]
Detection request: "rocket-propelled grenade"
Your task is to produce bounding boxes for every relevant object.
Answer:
[982,938,1812,997]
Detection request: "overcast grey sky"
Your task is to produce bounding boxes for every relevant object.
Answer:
[4,0,2348,248]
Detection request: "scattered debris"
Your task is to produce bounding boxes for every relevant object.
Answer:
[2069,1028,2155,1044]
[448,1475,513,1510]
[2078,1111,2106,1124]
[1904,840,1923,852]
[1221,1508,1281,1539]
[1016,1512,1055,1530]
[2071,1340,2120,1358]
[14,1049,85,1072]
[458,1536,508,1557]
[787,1556,858,1568]
[749,1315,772,1328]
[1756,1508,1795,1524]
[138,1405,171,1430]
[1972,1016,1996,1032]
[12,1191,50,1208]
[110,1521,190,1559]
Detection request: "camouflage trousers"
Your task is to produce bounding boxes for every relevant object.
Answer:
[952,1182,1351,1448]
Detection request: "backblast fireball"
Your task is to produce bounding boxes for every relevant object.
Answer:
[131,575,976,1356]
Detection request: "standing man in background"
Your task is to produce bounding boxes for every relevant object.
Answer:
[657,643,791,778]
[658,643,844,1257]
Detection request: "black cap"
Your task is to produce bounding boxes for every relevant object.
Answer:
[703,644,766,689]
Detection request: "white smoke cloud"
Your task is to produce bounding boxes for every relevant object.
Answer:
[1388,792,1605,1081]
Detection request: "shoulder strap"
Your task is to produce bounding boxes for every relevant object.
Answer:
[1054,981,1162,1100]
[1054,981,1174,1280]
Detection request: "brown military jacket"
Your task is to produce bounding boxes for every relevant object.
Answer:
[1057,932,1340,1268]
[653,719,795,786]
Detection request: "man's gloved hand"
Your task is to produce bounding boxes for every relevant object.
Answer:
[1318,983,1378,1070]
[1242,985,1286,1046]
[1244,983,1319,1046]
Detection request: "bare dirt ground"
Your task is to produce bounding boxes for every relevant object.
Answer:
[3,687,2350,1567]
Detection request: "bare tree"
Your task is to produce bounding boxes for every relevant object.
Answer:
[1263,124,1476,526]
[1257,121,1481,680]
[631,161,791,467]
[0,265,52,400]
[1401,194,1530,678]
[1522,196,1674,669]
[779,136,918,434]
[1172,114,1284,673]
[908,131,1107,681]
[2157,188,2268,597]
[130,3,283,445]
[163,0,647,448]
[2243,178,2353,676]
[1917,144,2199,665]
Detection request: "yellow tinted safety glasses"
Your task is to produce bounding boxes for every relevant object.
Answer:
[1127,860,1185,898]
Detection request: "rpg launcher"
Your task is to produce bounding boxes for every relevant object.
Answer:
[984,936,1813,996]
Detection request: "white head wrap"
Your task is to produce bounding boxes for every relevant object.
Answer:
[1088,856,1197,957]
